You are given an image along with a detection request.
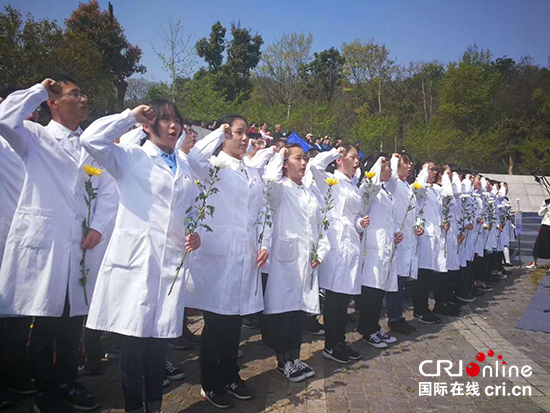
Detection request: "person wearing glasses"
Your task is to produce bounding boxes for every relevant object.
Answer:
[0,77,118,413]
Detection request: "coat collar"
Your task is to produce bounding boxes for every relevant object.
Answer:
[46,120,83,162]
[334,169,352,183]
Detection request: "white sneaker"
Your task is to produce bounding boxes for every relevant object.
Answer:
[526,262,537,269]
[376,330,397,344]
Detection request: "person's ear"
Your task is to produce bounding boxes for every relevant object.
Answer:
[143,124,152,134]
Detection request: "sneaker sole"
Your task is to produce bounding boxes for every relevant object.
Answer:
[200,389,235,409]
[104,354,120,360]
[347,354,361,360]
[301,370,315,378]
[226,388,254,400]
[277,369,307,383]
[65,401,100,411]
[413,315,437,324]
[8,387,38,395]
[456,296,475,303]
[167,373,186,381]
[304,330,325,336]
[322,351,350,364]
[362,339,388,349]
[380,339,397,344]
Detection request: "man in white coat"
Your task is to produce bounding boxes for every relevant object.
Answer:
[0,77,117,413]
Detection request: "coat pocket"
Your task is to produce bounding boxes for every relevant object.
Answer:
[275,238,298,263]
[103,229,149,269]
[13,207,55,249]
[198,226,231,257]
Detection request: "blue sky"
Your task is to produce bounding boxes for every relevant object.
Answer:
[3,0,549,81]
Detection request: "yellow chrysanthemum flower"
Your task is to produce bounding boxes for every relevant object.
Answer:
[413,181,422,190]
[365,171,376,179]
[325,178,339,187]
[194,179,200,186]
[83,165,103,177]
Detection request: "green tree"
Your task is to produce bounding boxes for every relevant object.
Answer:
[300,47,345,104]
[195,21,226,73]
[65,0,146,111]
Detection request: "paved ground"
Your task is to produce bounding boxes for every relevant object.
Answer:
[7,266,550,413]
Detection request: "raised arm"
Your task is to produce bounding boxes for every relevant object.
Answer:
[0,81,56,158]
[308,147,341,195]
[188,126,229,181]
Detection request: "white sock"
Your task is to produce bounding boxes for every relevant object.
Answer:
[503,247,511,264]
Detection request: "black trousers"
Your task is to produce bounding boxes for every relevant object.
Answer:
[436,270,460,306]
[323,290,350,349]
[410,269,446,314]
[200,311,242,393]
[119,335,168,413]
[0,316,33,388]
[84,328,104,369]
[32,299,84,392]
[357,286,385,337]
[262,311,305,356]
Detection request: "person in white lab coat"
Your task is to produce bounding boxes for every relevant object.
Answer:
[0,91,35,408]
[357,153,402,348]
[385,152,423,335]
[0,77,118,412]
[261,145,329,382]
[186,115,269,409]
[409,161,447,325]
[308,145,367,364]
[81,100,201,413]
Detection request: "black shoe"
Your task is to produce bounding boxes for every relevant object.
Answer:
[502,262,513,267]
[475,283,493,292]
[225,380,254,400]
[304,318,325,336]
[456,292,475,303]
[499,267,512,276]
[9,378,37,395]
[56,383,99,411]
[414,312,441,324]
[322,342,350,364]
[470,287,485,297]
[104,344,120,360]
[242,317,260,330]
[293,359,315,378]
[0,388,14,409]
[492,273,508,280]
[447,298,465,307]
[388,318,415,335]
[201,388,235,409]
[166,361,186,381]
[277,360,306,383]
[433,304,461,317]
[83,362,104,376]
[342,342,361,360]
[33,392,71,413]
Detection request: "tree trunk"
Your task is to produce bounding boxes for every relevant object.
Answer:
[287,102,291,120]
[421,78,428,123]
[378,78,382,114]
[115,79,128,112]
[508,152,514,175]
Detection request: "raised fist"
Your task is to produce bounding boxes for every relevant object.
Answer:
[41,78,62,100]
[132,105,156,125]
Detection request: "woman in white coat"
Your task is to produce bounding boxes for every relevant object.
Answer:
[186,115,269,409]
[308,145,368,364]
[81,100,201,413]
[385,152,423,334]
[261,145,329,382]
[357,153,402,348]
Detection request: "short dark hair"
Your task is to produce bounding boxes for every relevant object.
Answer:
[363,151,389,175]
[146,99,183,138]
[215,114,248,129]
[305,148,320,161]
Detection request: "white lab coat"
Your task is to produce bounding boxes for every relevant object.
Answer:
[0,136,25,264]
[0,84,117,317]
[308,149,364,295]
[262,154,330,315]
[416,169,442,271]
[472,191,487,257]
[385,156,419,279]
[440,174,459,272]
[185,129,268,316]
[358,158,399,292]
[82,109,197,338]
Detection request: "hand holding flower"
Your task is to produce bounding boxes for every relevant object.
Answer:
[81,229,102,250]
[311,259,321,269]
[416,227,425,236]
[466,223,474,231]
[359,215,370,228]
[185,232,201,252]
[395,232,404,244]
[443,222,451,232]
[257,248,269,268]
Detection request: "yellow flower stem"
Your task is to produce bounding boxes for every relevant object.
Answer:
[168,248,188,296]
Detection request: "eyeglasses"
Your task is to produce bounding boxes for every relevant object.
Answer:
[61,91,87,100]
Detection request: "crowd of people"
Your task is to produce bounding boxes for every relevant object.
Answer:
[0,76,518,412]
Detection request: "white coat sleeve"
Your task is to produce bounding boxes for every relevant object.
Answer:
[247,147,276,169]
[89,171,118,236]
[263,153,284,209]
[538,201,549,217]
[188,128,225,181]
[317,229,331,263]
[257,183,272,255]
[385,154,400,194]
[308,148,339,195]
[80,109,136,179]
[0,84,47,159]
